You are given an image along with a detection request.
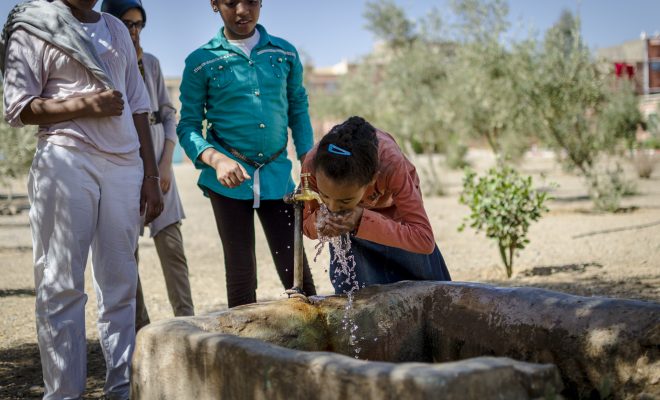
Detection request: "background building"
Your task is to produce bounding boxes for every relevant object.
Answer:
[598,34,660,116]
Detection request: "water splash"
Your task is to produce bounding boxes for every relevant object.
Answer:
[314,205,363,358]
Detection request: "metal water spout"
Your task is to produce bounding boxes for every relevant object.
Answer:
[283,173,321,300]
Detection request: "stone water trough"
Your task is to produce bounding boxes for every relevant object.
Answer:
[131,281,659,399]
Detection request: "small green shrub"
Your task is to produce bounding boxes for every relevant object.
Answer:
[459,164,550,278]
[445,142,469,170]
[588,163,636,212]
[632,150,657,179]
[643,136,660,150]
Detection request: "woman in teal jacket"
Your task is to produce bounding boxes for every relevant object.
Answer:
[177,0,316,307]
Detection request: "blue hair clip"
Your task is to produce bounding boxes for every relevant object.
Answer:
[328,143,351,156]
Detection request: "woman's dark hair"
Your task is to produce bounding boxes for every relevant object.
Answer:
[101,0,147,25]
[312,116,379,186]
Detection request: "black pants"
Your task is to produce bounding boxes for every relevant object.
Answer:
[209,191,316,307]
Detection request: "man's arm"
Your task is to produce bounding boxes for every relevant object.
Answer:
[19,89,125,125]
[158,139,176,193]
[134,112,163,224]
[286,48,314,160]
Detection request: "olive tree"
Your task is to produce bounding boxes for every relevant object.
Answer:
[311,1,457,194]
[533,11,642,211]
[311,0,537,194]
[450,37,539,161]
[311,0,544,169]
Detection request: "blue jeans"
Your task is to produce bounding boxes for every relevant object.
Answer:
[329,236,451,294]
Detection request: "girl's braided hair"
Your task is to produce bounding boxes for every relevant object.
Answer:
[312,116,379,186]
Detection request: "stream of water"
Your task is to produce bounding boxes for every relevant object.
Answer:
[314,205,366,358]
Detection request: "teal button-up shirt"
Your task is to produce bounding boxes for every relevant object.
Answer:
[177,24,313,201]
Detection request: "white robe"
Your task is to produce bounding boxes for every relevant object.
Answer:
[141,52,185,237]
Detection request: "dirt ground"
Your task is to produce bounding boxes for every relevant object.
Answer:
[0,149,658,399]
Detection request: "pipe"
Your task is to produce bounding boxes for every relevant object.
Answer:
[291,201,304,293]
[283,173,321,300]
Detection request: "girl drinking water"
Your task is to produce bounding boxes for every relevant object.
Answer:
[302,116,451,294]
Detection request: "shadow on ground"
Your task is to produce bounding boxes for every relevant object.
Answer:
[489,263,659,302]
[0,288,35,298]
[519,262,604,277]
[0,341,106,399]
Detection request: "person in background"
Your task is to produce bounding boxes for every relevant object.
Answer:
[177,0,316,307]
[1,0,163,398]
[302,116,451,294]
[101,0,194,332]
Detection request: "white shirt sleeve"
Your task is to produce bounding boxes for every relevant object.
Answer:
[3,29,46,127]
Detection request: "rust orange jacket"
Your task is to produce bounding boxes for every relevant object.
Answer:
[302,130,437,254]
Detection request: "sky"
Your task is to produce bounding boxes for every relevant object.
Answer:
[1,0,659,77]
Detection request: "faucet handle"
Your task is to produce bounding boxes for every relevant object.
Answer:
[284,173,319,204]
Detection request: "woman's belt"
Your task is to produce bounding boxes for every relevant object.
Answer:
[209,127,287,208]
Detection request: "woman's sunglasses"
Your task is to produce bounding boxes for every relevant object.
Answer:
[122,20,145,31]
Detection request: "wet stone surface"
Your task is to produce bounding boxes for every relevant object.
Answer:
[131,281,660,399]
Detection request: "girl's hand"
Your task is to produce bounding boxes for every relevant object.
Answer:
[158,160,173,194]
[199,148,251,188]
[317,207,363,237]
[212,156,250,188]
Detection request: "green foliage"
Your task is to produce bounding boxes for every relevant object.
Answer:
[458,164,550,278]
[449,0,509,42]
[589,163,637,212]
[445,140,470,169]
[445,0,543,161]
[552,10,584,58]
[643,109,660,150]
[0,84,36,188]
[436,0,534,161]
[534,12,603,174]
[648,111,660,134]
[318,4,456,194]
[597,374,614,400]
[311,1,644,210]
[315,0,542,165]
[641,135,660,150]
[600,80,643,152]
[450,36,538,161]
[364,0,417,48]
[532,10,640,211]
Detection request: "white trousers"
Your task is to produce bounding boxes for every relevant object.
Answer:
[28,142,142,400]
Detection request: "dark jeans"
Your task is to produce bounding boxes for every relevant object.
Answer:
[209,191,316,307]
[330,236,451,294]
